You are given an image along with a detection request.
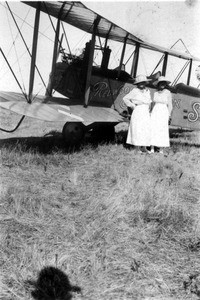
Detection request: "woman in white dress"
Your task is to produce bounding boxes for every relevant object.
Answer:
[123,75,152,152]
[150,76,173,154]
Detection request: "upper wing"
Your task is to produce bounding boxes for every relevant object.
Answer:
[23,1,200,61]
[0,91,124,124]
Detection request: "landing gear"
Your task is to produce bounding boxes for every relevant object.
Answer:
[62,122,85,146]
[62,122,117,146]
[90,122,116,143]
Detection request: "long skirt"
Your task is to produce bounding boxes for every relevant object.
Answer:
[150,103,170,147]
[126,104,151,146]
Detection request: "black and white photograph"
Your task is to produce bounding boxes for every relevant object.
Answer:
[0,1,200,299]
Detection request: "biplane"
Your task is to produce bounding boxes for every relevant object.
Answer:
[0,1,200,145]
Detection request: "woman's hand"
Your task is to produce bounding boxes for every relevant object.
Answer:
[130,104,136,109]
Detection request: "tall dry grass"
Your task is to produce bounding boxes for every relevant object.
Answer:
[0,109,200,300]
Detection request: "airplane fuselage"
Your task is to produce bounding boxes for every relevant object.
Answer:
[51,61,200,130]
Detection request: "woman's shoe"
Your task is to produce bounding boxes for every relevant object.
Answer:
[150,146,154,153]
[141,146,150,153]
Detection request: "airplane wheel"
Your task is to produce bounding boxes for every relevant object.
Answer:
[62,122,85,146]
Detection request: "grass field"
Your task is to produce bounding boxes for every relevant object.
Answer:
[0,109,200,300]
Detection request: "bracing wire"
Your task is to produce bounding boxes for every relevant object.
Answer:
[5,2,47,90]
[110,42,122,67]
[44,3,56,33]
[0,5,31,73]
[151,38,193,75]
[0,2,55,90]
[140,48,148,76]
[0,3,54,43]
[179,39,192,56]
[61,22,72,55]
[0,24,53,82]
[172,60,190,86]
[0,46,27,133]
[168,63,176,84]
[94,35,105,65]
[70,22,94,54]
[32,86,46,101]
[0,47,27,98]
[0,51,28,82]
[93,36,100,64]
[72,32,90,53]
[124,49,135,66]
[5,6,27,95]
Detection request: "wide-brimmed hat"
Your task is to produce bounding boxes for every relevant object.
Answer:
[153,76,171,86]
[134,75,151,85]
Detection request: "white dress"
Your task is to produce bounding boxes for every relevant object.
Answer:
[123,88,152,146]
[150,89,172,147]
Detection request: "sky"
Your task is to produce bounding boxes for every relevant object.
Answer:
[0,0,200,95]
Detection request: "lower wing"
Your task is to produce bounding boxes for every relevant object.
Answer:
[0,91,125,124]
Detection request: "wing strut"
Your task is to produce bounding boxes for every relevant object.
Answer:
[28,2,40,103]
[131,42,140,78]
[104,24,112,49]
[118,34,128,78]
[45,2,66,97]
[61,3,74,55]
[187,59,192,85]
[45,18,60,97]
[162,53,168,76]
[6,2,46,94]
[84,16,101,108]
